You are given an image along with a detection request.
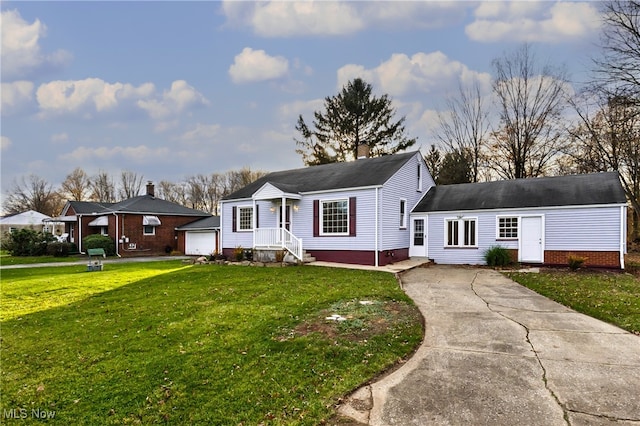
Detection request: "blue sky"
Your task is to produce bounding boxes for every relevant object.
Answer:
[1,1,602,203]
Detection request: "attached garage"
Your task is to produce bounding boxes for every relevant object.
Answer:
[175,216,220,256]
[185,231,218,255]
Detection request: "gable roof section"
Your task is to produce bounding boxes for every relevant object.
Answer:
[175,216,220,231]
[0,210,51,225]
[413,172,626,213]
[64,197,209,217]
[224,151,418,200]
[110,195,209,216]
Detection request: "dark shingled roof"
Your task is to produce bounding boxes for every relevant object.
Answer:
[224,151,417,200]
[175,216,220,231]
[67,196,210,217]
[413,172,626,213]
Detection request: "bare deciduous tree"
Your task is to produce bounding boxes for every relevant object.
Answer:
[489,44,569,179]
[435,81,490,182]
[90,171,117,203]
[118,170,144,200]
[60,167,91,201]
[4,175,63,216]
[594,0,640,103]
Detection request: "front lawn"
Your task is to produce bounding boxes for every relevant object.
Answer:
[508,269,640,335]
[0,254,83,266]
[1,262,422,424]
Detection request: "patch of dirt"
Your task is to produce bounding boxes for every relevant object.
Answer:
[279,300,421,343]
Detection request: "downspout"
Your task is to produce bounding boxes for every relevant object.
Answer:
[78,214,83,253]
[621,205,626,269]
[113,212,121,257]
[375,187,379,267]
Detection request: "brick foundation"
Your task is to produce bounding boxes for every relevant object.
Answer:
[544,250,621,269]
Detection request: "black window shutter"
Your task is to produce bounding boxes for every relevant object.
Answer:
[313,200,319,237]
[232,206,237,232]
[349,197,356,236]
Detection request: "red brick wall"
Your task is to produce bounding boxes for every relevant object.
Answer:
[544,250,620,268]
[118,215,204,257]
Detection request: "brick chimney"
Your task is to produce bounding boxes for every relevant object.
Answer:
[357,143,370,159]
[146,181,155,197]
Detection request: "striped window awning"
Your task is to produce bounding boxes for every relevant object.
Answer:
[88,216,109,227]
[143,215,161,226]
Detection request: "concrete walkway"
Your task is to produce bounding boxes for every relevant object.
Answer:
[339,265,640,425]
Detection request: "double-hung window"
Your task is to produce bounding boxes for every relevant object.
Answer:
[237,206,253,231]
[446,217,477,247]
[321,199,349,235]
[497,217,518,239]
[399,199,407,229]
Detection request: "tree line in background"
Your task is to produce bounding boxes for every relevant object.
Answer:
[4,2,639,234]
[3,167,266,217]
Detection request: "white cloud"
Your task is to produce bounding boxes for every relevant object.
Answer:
[337,51,492,99]
[221,1,467,37]
[1,136,12,151]
[223,1,363,37]
[229,47,289,84]
[35,78,208,121]
[59,145,170,163]
[137,80,210,120]
[36,78,155,116]
[466,1,601,43]
[1,9,72,80]
[278,99,325,121]
[1,81,34,115]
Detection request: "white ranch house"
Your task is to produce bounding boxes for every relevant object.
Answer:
[220,149,627,269]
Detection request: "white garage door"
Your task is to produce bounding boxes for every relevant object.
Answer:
[185,231,217,255]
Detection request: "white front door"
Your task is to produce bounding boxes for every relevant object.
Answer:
[409,218,427,257]
[520,216,544,263]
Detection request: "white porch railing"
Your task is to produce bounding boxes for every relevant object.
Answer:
[254,228,303,261]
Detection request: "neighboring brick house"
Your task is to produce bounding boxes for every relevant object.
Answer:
[54,183,211,256]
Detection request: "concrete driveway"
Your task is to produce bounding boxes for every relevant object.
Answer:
[339,265,640,425]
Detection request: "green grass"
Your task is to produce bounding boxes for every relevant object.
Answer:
[1,262,422,425]
[0,254,84,266]
[508,270,640,335]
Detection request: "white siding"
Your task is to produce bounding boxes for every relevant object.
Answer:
[380,153,435,250]
[295,189,377,250]
[423,205,623,265]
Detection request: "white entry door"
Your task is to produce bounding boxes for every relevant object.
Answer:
[520,216,543,263]
[409,218,427,257]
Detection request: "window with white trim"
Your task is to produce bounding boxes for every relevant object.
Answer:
[417,163,422,191]
[237,206,253,231]
[321,199,348,235]
[446,217,477,247]
[497,216,518,239]
[143,225,155,235]
[399,199,407,229]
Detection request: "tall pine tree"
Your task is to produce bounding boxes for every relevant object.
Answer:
[295,78,416,165]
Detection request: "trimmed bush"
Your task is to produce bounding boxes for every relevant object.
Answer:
[484,245,512,267]
[568,254,587,271]
[5,229,56,256]
[82,234,115,256]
